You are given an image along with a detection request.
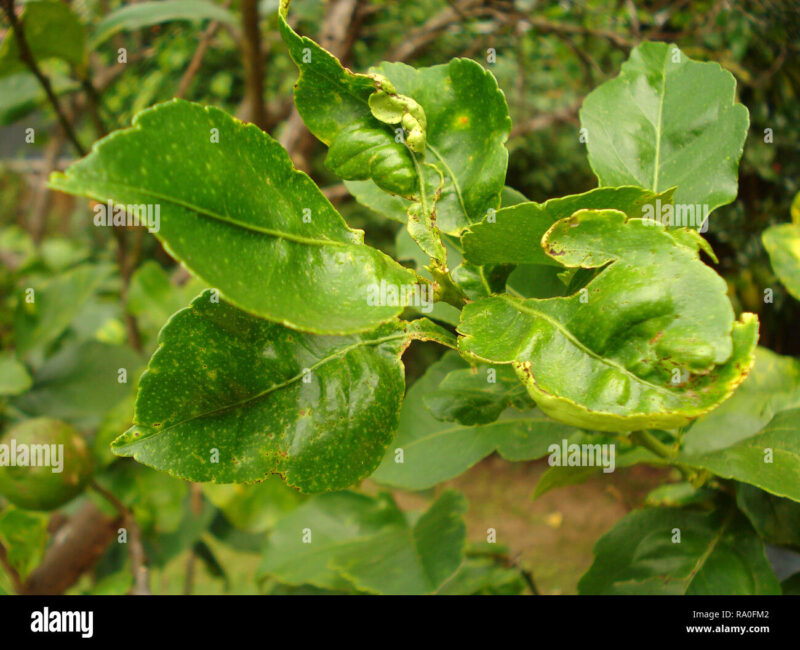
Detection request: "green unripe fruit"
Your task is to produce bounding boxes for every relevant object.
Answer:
[0,418,93,511]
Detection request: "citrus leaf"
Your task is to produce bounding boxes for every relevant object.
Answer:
[679,408,800,502]
[0,354,31,396]
[372,352,576,490]
[48,99,418,335]
[258,489,466,594]
[462,186,673,266]
[13,341,142,430]
[578,506,780,595]
[736,484,800,551]
[90,0,236,47]
[0,507,49,581]
[763,223,800,301]
[14,263,111,357]
[423,363,533,426]
[458,209,758,432]
[112,291,453,493]
[279,7,509,256]
[202,480,305,534]
[682,347,800,456]
[580,42,749,216]
[0,0,86,78]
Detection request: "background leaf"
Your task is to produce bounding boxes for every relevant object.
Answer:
[580,42,749,215]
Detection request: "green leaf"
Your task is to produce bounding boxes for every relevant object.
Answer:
[736,484,800,551]
[682,347,800,455]
[202,480,305,534]
[579,506,780,594]
[0,507,49,581]
[90,0,236,48]
[13,341,142,430]
[0,71,78,125]
[462,186,673,266]
[533,435,665,499]
[458,209,758,432]
[783,572,800,595]
[580,42,749,216]
[763,223,800,301]
[259,490,466,594]
[14,263,111,357]
[372,352,576,490]
[679,408,800,502]
[0,0,86,77]
[112,291,452,493]
[127,260,206,340]
[279,7,509,256]
[423,363,533,426]
[49,99,418,335]
[0,354,31,396]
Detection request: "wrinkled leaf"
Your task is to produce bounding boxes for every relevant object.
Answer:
[458,210,757,432]
[462,186,673,266]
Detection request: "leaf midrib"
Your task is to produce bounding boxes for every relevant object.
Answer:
[131,331,409,441]
[60,177,355,248]
[498,294,674,396]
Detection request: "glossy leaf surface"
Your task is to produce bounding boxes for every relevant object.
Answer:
[49,100,417,334]
[112,291,453,493]
[580,42,749,215]
[458,210,757,431]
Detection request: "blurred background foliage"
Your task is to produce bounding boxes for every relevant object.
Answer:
[0,0,797,594]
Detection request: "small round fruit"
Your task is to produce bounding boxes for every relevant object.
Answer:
[0,418,93,511]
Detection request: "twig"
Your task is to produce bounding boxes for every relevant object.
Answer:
[176,0,232,98]
[240,0,266,128]
[0,0,86,156]
[0,539,25,594]
[91,480,150,595]
[23,502,120,595]
[509,101,581,138]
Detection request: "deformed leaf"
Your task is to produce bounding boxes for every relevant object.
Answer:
[258,489,466,594]
[112,291,454,493]
[279,5,510,258]
[579,506,780,595]
[462,186,673,266]
[580,42,749,216]
[49,99,418,335]
[372,353,576,490]
[458,209,758,432]
[763,223,800,301]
